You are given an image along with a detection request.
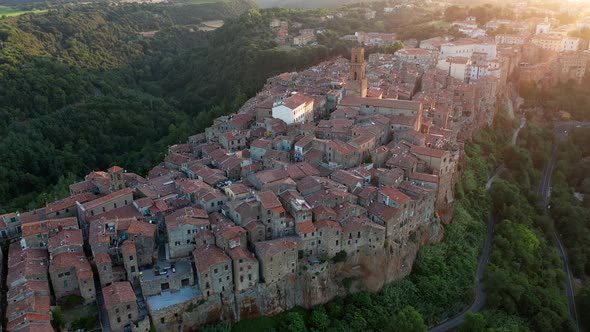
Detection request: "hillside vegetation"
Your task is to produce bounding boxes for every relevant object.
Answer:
[0,2,355,212]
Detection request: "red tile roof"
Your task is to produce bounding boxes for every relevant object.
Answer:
[296,220,316,234]
[103,282,136,307]
[49,252,93,279]
[228,246,258,263]
[166,207,210,231]
[380,186,412,205]
[47,229,83,253]
[127,219,157,237]
[107,166,124,173]
[367,201,400,221]
[82,188,133,211]
[121,241,136,256]
[409,172,439,184]
[256,191,282,210]
[94,252,112,264]
[254,237,298,258]
[410,145,449,159]
[340,96,421,111]
[314,219,342,230]
[280,93,315,110]
[45,192,99,214]
[193,244,231,273]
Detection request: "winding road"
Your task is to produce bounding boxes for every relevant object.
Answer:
[429,117,526,332]
[538,121,590,332]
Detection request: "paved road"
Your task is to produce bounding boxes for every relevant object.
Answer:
[429,120,525,332]
[537,121,590,332]
[512,117,526,145]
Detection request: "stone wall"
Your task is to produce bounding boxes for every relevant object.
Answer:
[181,219,443,330]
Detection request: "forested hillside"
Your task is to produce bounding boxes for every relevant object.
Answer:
[0,2,347,212]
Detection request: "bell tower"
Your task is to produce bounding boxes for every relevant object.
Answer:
[346,48,368,98]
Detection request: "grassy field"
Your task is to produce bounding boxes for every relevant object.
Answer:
[0,5,47,17]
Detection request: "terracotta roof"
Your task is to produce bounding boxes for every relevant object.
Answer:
[340,96,421,111]
[296,220,316,234]
[380,186,412,205]
[256,191,282,210]
[121,241,136,256]
[45,192,99,214]
[254,168,289,185]
[7,280,50,301]
[341,215,386,232]
[107,166,124,173]
[226,183,250,196]
[409,172,439,184]
[397,48,434,56]
[49,252,93,279]
[314,219,342,230]
[228,246,258,263]
[286,162,320,180]
[193,244,231,273]
[254,237,298,258]
[88,205,144,223]
[166,207,210,231]
[216,224,247,241]
[327,139,357,156]
[103,282,136,307]
[82,188,133,211]
[127,219,157,237]
[47,229,83,253]
[279,93,314,110]
[368,201,400,221]
[331,170,363,188]
[94,252,112,264]
[10,321,55,332]
[410,145,449,158]
[446,56,470,64]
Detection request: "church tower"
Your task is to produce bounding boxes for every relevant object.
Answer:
[346,48,368,98]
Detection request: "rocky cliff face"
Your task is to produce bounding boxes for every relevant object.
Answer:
[182,219,444,331]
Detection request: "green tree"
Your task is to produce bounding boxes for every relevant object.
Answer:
[283,312,306,332]
[310,306,330,331]
[576,286,590,330]
[459,312,487,332]
[384,41,404,54]
[52,306,65,329]
[389,306,426,332]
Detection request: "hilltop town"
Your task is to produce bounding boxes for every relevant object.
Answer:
[1,4,590,332]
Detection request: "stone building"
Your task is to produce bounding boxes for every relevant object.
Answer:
[193,244,233,298]
[228,246,259,293]
[166,207,211,259]
[255,190,290,239]
[122,241,140,282]
[49,252,96,304]
[103,282,141,332]
[254,237,298,284]
[77,188,134,231]
[95,252,114,287]
[126,219,157,266]
[314,219,342,258]
[340,216,386,254]
[47,228,83,259]
[347,48,368,97]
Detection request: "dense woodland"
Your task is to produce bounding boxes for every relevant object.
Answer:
[0,2,355,213]
[550,127,590,332]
